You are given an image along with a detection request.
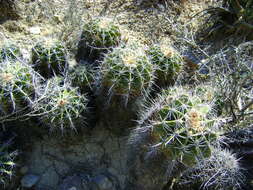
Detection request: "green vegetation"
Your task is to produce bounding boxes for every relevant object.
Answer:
[147,44,183,86]
[32,40,68,79]
[134,87,218,166]
[32,77,88,131]
[0,61,35,116]
[100,42,154,101]
[177,148,245,190]
[77,17,121,60]
[0,1,252,189]
[69,64,95,92]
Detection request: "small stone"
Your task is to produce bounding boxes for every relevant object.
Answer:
[91,175,113,190]
[29,26,41,34]
[19,166,29,175]
[58,174,86,190]
[21,174,40,188]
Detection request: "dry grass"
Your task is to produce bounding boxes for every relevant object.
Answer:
[0,0,216,52]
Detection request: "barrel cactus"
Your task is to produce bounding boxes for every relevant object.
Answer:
[100,43,154,103]
[147,44,183,86]
[0,140,16,185]
[177,147,245,190]
[77,17,121,61]
[0,61,36,116]
[32,77,88,131]
[132,87,218,167]
[69,64,95,92]
[31,40,68,79]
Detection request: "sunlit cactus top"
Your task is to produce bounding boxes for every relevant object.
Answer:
[147,43,183,86]
[100,42,155,99]
[82,17,121,49]
[32,40,68,78]
[33,77,88,131]
[138,87,218,166]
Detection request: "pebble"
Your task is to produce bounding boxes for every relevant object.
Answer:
[21,174,40,188]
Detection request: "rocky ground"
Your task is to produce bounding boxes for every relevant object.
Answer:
[0,0,253,190]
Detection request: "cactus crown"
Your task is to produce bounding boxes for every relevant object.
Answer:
[33,77,88,131]
[32,40,68,78]
[100,43,154,99]
[82,17,121,49]
[147,44,182,85]
[138,87,218,166]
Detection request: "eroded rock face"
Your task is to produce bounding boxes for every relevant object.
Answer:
[58,174,88,190]
[21,174,40,188]
[21,127,127,190]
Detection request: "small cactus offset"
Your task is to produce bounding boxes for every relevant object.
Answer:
[132,87,218,167]
[31,40,68,79]
[0,44,21,62]
[0,139,16,185]
[147,44,183,86]
[32,77,88,131]
[69,64,95,92]
[0,61,36,116]
[77,17,121,61]
[178,147,245,190]
[100,43,155,103]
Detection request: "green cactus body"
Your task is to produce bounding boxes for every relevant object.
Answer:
[0,45,21,62]
[148,44,183,86]
[77,18,121,61]
[0,61,34,115]
[69,64,95,92]
[100,44,154,99]
[177,148,245,190]
[32,41,68,79]
[0,141,16,185]
[34,77,88,131]
[139,87,218,166]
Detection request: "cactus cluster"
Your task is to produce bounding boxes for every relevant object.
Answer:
[69,64,95,92]
[32,40,68,78]
[77,17,121,60]
[100,43,154,101]
[132,87,218,167]
[0,61,36,116]
[32,77,88,131]
[0,140,16,185]
[147,44,183,86]
[178,148,245,190]
[0,10,251,190]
